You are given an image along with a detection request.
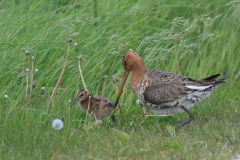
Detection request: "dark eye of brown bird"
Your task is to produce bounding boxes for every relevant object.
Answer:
[124,61,127,64]
[80,94,84,97]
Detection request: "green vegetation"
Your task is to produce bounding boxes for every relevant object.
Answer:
[0,0,240,159]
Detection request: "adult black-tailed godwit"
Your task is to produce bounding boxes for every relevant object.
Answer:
[114,50,226,129]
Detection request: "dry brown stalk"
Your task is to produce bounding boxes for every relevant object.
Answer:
[47,45,70,113]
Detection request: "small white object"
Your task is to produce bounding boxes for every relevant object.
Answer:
[74,42,77,46]
[26,69,29,72]
[35,69,38,72]
[96,120,103,123]
[41,87,45,90]
[4,95,8,98]
[186,85,210,90]
[52,119,64,130]
[129,49,133,51]
[136,99,140,105]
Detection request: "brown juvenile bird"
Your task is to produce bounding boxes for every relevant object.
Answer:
[114,49,226,129]
[71,88,116,127]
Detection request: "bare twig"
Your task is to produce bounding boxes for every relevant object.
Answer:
[33,93,47,100]
[27,55,30,73]
[29,56,34,105]
[78,55,87,88]
[128,114,173,117]
[86,96,91,121]
[25,70,29,103]
[29,96,41,104]
[47,45,70,113]
[69,129,76,140]
[57,87,68,103]
[25,69,29,120]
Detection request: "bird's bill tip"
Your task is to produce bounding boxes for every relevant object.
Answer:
[70,97,77,106]
[113,70,130,108]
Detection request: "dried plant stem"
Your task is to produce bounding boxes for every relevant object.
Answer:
[30,96,41,104]
[85,96,91,122]
[47,45,70,113]
[26,74,29,103]
[25,73,29,119]
[33,93,47,100]
[28,59,34,105]
[57,87,68,103]
[27,56,31,72]
[78,60,86,88]
[68,101,71,135]
[128,114,173,118]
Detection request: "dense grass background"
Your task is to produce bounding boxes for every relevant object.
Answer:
[0,0,240,159]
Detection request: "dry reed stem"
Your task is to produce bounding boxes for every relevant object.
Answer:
[57,87,68,103]
[47,45,70,113]
[33,93,47,99]
[25,73,29,103]
[78,56,87,88]
[128,114,173,117]
[30,97,41,104]
[69,129,76,140]
[85,96,91,121]
[25,73,29,120]
[27,56,30,72]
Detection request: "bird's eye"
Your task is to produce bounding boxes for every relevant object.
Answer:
[124,61,127,64]
[80,94,84,97]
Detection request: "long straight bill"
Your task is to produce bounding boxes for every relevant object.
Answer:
[113,70,130,109]
[70,97,77,106]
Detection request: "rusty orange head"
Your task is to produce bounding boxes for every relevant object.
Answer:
[113,50,146,108]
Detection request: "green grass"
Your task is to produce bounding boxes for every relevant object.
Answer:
[0,0,240,159]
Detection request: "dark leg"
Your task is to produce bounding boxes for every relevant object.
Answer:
[176,106,194,130]
[112,114,117,128]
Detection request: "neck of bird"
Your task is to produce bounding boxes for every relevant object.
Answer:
[132,60,148,75]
